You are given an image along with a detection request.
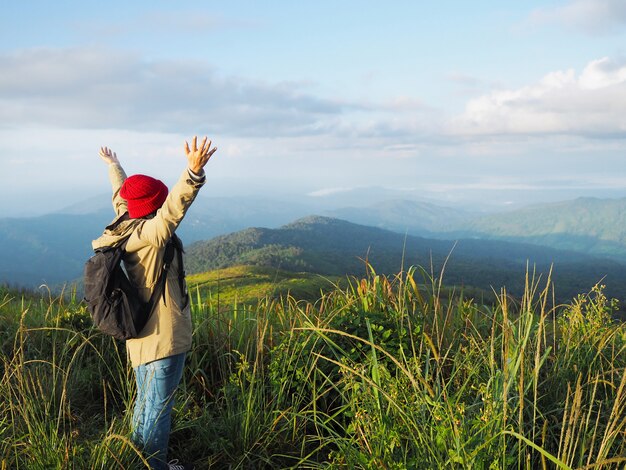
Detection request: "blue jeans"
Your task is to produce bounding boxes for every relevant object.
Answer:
[132,353,186,470]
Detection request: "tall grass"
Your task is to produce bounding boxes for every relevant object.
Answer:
[1,266,625,469]
[0,286,146,469]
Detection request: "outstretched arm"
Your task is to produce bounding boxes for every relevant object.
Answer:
[99,146,128,216]
[136,136,218,247]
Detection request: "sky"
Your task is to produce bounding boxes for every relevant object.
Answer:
[1,0,626,216]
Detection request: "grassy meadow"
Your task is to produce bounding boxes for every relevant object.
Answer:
[1,265,625,469]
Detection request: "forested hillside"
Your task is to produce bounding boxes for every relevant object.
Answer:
[185,216,626,304]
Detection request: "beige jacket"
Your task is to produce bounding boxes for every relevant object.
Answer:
[92,163,205,368]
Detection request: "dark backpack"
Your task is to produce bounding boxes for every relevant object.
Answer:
[83,234,176,341]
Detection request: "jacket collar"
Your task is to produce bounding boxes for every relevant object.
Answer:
[92,212,143,250]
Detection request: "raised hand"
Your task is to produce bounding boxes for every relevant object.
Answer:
[99,147,119,165]
[184,136,217,174]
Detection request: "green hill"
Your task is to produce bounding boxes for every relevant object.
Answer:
[185,216,626,304]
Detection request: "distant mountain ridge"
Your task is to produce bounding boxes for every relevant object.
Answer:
[0,213,108,287]
[323,197,626,260]
[326,199,470,235]
[463,197,626,259]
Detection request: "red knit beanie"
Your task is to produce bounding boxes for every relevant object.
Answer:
[119,174,168,219]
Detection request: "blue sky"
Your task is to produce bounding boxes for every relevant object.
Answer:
[1,0,626,215]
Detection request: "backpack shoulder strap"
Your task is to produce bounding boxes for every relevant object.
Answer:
[145,238,177,312]
[171,234,187,298]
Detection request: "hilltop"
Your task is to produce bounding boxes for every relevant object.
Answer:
[186,265,340,307]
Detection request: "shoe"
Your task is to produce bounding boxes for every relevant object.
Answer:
[168,459,194,470]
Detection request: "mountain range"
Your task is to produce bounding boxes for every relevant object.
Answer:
[2,192,626,303]
[184,215,626,304]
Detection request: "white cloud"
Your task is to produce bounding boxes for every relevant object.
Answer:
[579,57,626,89]
[530,0,626,34]
[0,47,344,137]
[450,57,626,138]
[3,46,626,209]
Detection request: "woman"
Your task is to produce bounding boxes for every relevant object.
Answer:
[93,136,217,470]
